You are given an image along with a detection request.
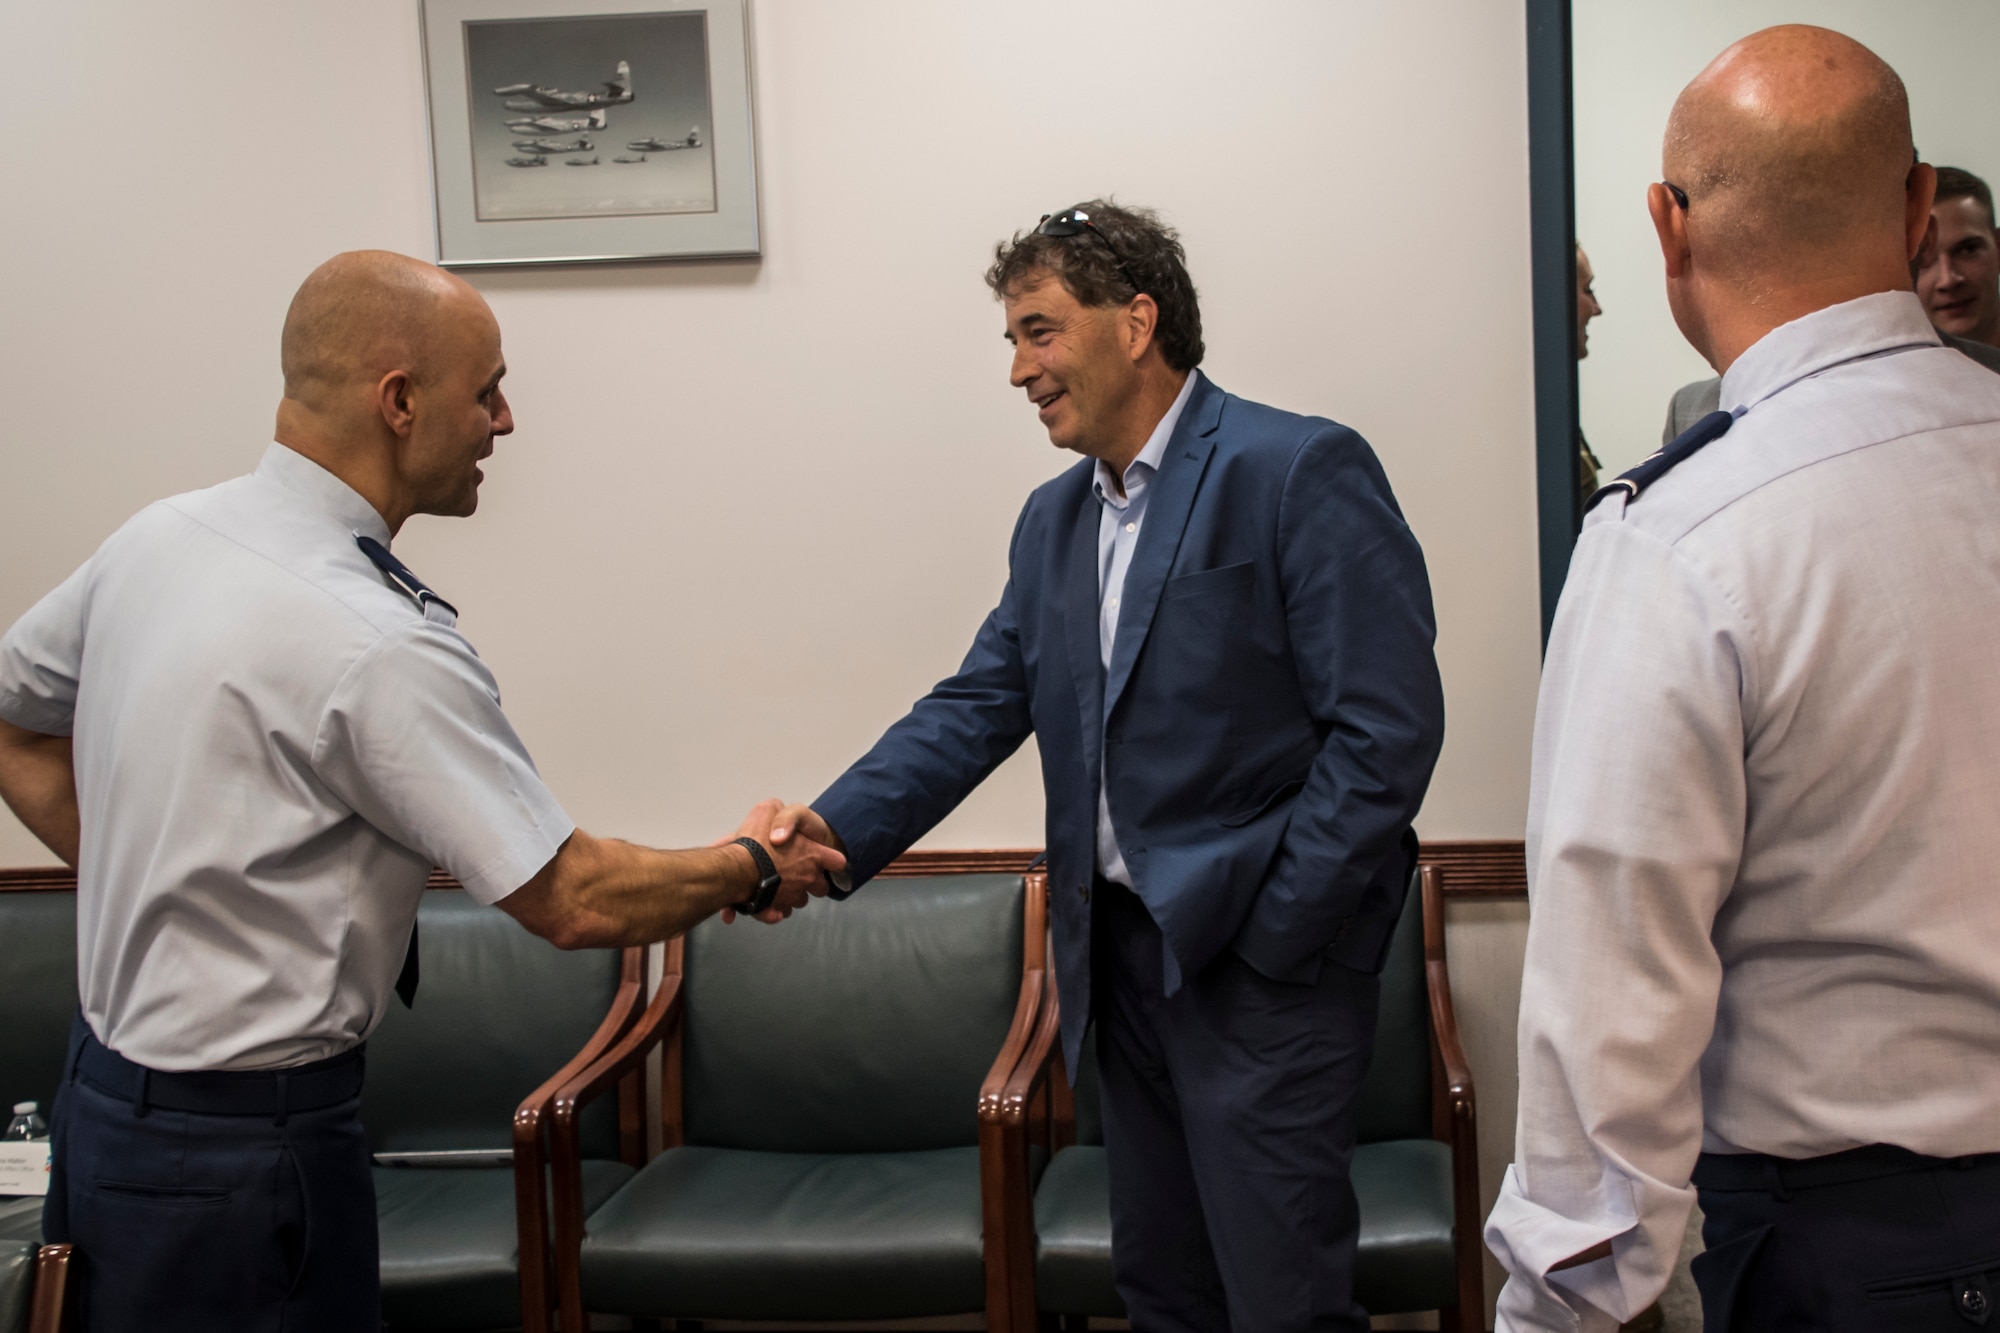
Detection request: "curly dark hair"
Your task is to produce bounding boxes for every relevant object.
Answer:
[985,199,1205,371]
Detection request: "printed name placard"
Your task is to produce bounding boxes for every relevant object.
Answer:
[0,1143,51,1196]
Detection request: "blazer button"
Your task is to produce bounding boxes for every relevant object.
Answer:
[1078,884,1091,905]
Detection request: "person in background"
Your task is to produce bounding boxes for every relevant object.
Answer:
[1576,244,1605,508]
[1666,162,2000,440]
[1489,25,2000,1330]
[0,250,842,1332]
[1917,165,2000,348]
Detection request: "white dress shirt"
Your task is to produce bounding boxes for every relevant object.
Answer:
[1488,292,2000,1330]
[1092,371,1196,889]
[0,444,574,1071]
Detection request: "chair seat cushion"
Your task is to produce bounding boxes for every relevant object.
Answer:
[377,1159,633,1331]
[1033,1144,1119,1315]
[0,1196,43,1333]
[580,1145,986,1320]
[1351,1138,1457,1314]
[1033,1138,1457,1317]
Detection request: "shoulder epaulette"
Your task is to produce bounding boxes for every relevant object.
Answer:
[1583,409,1736,514]
[355,533,460,626]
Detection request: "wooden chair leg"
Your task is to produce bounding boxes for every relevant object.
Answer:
[27,1243,75,1333]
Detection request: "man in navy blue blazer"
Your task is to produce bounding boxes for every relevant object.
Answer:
[773,201,1444,1330]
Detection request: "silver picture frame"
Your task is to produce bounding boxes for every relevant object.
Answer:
[419,0,758,267]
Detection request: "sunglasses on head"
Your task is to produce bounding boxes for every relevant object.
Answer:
[1036,206,1144,296]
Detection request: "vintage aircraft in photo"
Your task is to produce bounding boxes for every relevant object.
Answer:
[512,137,592,154]
[504,156,548,168]
[495,61,633,114]
[564,155,601,166]
[504,108,608,134]
[625,128,701,153]
[613,155,648,164]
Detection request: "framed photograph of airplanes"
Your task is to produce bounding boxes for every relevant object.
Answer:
[419,0,759,266]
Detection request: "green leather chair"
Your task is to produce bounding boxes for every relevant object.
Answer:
[993,864,1484,1332]
[364,883,646,1332]
[540,869,1050,1333]
[0,877,81,1333]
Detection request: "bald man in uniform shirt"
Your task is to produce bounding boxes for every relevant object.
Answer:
[1489,27,2000,1332]
[0,251,843,1332]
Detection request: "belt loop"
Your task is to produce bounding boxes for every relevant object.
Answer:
[1763,1157,1791,1202]
[133,1067,149,1119]
[273,1072,290,1128]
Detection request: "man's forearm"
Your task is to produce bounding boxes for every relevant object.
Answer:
[0,718,79,867]
[501,830,756,948]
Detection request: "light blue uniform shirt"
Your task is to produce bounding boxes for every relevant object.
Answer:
[0,444,574,1071]
[1091,372,1195,889]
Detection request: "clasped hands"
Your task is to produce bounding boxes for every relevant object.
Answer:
[718,798,847,925]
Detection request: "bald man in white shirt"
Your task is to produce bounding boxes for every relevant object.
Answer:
[1488,26,2000,1332]
[0,251,842,1331]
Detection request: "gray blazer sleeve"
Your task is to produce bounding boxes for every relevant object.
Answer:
[1663,377,1722,445]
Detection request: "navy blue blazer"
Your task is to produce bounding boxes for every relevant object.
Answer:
[816,373,1444,1070]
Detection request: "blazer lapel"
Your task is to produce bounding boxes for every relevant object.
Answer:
[1103,378,1224,719]
[1063,487,1107,787]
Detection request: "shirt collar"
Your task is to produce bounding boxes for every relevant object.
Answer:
[1720,290,1942,415]
[1094,371,1199,504]
[256,443,393,546]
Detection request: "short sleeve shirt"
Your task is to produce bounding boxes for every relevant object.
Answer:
[0,444,575,1070]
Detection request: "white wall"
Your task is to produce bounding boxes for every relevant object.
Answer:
[1,5,1544,1321]
[0,0,1543,861]
[1576,1,2000,474]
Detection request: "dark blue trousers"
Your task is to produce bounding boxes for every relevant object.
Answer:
[1093,879,1379,1333]
[44,1019,380,1332]
[1692,1144,2000,1331]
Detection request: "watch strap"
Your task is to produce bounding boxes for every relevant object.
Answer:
[730,836,781,915]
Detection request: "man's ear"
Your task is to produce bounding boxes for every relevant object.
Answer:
[1904,163,1938,263]
[374,369,416,438]
[1912,214,1939,283]
[1123,293,1161,364]
[1647,182,1691,280]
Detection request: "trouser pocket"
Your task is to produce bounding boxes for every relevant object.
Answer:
[1689,1223,1771,1332]
[1864,1261,2000,1326]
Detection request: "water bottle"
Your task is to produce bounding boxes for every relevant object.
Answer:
[4,1101,46,1141]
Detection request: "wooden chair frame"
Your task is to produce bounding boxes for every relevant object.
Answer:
[27,1243,73,1333]
[985,863,1483,1332]
[511,942,651,1331]
[536,867,1050,1332]
[0,874,649,1333]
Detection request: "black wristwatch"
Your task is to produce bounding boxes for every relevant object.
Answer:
[730,837,782,915]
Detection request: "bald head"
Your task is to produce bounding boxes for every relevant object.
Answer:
[274,250,513,534]
[280,250,487,410]
[1665,26,1913,286]
[1650,27,1934,371]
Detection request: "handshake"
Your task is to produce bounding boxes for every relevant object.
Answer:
[718,799,847,926]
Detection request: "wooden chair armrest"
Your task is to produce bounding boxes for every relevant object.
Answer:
[979,967,1048,1126]
[982,969,1059,1333]
[1419,862,1485,1331]
[512,946,646,1333]
[28,1243,73,1333]
[997,969,1063,1128]
[547,960,687,1332]
[1420,865,1476,1106]
[1427,958,1477,1112]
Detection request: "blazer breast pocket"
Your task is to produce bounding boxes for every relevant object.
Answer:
[1147,561,1257,714]
[1162,560,1254,602]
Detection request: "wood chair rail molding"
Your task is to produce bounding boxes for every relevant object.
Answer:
[0,840,1528,898]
